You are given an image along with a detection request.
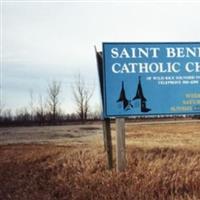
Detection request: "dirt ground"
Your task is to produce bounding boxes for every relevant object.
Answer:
[0,120,200,200]
[0,123,103,146]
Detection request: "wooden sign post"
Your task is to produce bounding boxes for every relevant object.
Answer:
[102,118,113,169]
[95,46,126,171]
[95,47,113,170]
[116,118,126,172]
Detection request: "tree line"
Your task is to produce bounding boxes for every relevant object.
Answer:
[0,75,101,126]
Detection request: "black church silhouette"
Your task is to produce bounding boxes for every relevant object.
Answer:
[116,77,151,113]
[117,81,133,110]
[132,76,151,113]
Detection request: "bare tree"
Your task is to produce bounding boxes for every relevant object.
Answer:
[15,107,30,124]
[47,80,61,123]
[91,103,102,119]
[38,94,44,116]
[72,74,94,121]
[29,89,34,121]
[35,94,45,125]
[0,103,5,118]
[2,108,13,124]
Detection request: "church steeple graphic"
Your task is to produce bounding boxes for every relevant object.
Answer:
[116,78,150,113]
[133,76,147,101]
[132,76,151,113]
[117,81,132,110]
[117,81,126,102]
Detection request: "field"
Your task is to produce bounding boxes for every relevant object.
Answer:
[0,120,200,200]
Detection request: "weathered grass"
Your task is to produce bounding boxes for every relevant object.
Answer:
[0,122,200,199]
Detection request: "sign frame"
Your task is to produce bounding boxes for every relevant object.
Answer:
[103,42,200,118]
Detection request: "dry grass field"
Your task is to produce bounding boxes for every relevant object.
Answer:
[0,120,200,200]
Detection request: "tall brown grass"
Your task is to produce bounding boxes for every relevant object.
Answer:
[0,122,200,199]
[0,145,199,200]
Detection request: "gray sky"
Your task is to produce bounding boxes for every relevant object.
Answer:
[2,1,200,114]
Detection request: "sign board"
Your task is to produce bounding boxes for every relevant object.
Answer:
[103,42,200,117]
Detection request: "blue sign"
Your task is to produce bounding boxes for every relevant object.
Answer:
[103,42,200,117]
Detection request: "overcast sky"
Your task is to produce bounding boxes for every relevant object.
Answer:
[2,0,200,114]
